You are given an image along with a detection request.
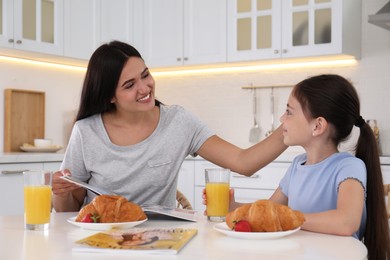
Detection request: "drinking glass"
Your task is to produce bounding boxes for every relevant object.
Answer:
[23,170,52,230]
[205,168,230,222]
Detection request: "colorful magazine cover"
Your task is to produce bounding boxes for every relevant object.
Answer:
[73,228,198,255]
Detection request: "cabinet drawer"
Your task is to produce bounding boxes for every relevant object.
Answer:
[194,161,289,189]
[0,163,42,174]
[0,163,42,215]
[194,187,275,211]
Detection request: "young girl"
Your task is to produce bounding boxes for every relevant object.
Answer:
[224,74,389,259]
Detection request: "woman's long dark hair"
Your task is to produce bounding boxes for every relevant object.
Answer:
[293,74,389,260]
[76,41,161,121]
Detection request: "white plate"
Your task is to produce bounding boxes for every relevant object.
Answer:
[213,223,300,240]
[67,216,148,231]
[20,145,63,153]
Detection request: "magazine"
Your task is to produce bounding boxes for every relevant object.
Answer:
[73,228,197,255]
[142,205,199,222]
[60,175,199,222]
[60,175,117,196]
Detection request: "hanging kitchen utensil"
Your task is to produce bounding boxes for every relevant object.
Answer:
[249,89,261,143]
[265,87,275,137]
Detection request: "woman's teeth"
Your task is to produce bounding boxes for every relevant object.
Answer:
[138,94,150,101]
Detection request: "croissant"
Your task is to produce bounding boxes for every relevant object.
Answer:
[226,200,305,232]
[75,195,147,223]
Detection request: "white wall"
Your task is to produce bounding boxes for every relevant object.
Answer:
[0,0,389,155]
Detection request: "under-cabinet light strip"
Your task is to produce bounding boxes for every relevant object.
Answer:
[0,56,87,71]
[0,55,357,75]
[152,59,357,76]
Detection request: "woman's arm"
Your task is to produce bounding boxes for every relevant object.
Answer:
[300,179,365,236]
[52,170,86,212]
[197,126,287,176]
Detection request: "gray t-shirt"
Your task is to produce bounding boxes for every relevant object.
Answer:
[61,105,214,207]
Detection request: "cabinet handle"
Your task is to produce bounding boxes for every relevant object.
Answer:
[274,50,279,54]
[177,57,181,61]
[16,40,22,44]
[282,49,287,54]
[8,39,14,43]
[184,57,188,61]
[1,170,28,174]
[232,174,260,179]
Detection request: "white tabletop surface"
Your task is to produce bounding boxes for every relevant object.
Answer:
[0,212,367,260]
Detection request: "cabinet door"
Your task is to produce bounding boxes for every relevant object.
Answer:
[64,0,98,60]
[98,0,136,47]
[13,0,63,55]
[183,0,227,65]
[194,187,273,211]
[0,0,14,47]
[43,162,62,171]
[141,0,183,67]
[382,165,390,184]
[0,163,42,215]
[228,0,282,61]
[281,0,340,58]
[177,160,195,208]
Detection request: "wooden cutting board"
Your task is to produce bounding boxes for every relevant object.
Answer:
[4,89,45,152]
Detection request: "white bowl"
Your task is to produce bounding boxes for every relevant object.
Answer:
[34,138,53,148]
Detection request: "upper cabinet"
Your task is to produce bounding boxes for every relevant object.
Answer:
[227,0,361,62]
[0,0,361,67]
[63,0,98,60]
[0,0,63,56]
[140,0,227,68]
[64,0,140,61]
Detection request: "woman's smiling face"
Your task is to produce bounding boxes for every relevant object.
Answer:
[112,57,156,113]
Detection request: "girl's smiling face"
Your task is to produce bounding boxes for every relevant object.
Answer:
[280,93,316,147]
[112,57,156,113]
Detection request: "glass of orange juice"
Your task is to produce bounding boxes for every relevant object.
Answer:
[205,168,230,222]
[23,170,52,230]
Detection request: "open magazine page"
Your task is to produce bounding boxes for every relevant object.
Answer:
[60,176,199,222]
[59,175,116,195]
[73,228,198,255]
[142,205,199,222]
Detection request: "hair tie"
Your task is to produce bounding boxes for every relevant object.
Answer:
[354,116,365,128]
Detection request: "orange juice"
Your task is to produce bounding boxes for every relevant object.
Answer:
[24,186,52,224]
[206,182,230,217]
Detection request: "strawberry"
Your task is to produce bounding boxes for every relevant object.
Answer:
[233,220,252,232]
[81,213,100,223]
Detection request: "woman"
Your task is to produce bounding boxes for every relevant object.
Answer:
[52,40,286,212]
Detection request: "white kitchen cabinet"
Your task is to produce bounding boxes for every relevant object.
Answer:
[0,0,63,55]
[193,159,289,211]
[63,0,98,60]
[382,165,390,184]
[177,160,195,208]
[0,161,62,215]
[97,0,139,48]
[140,0,227,68]
[227,0,361,62]
[63,0,141,61]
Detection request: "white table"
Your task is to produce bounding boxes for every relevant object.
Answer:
[0,212,367,260]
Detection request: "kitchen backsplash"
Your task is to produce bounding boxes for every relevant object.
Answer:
[0,1,389,156]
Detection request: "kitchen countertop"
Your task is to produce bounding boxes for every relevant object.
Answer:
[0,152,64,163]
[0,212,367,259]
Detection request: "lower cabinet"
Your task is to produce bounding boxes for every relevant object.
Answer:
[0,162,62,215]
[177,160,195,208]
[381,165,390,184]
